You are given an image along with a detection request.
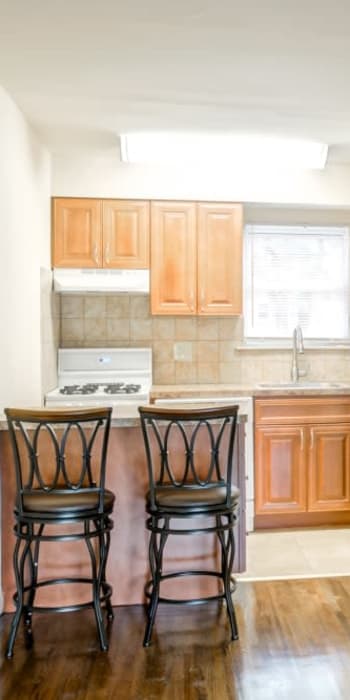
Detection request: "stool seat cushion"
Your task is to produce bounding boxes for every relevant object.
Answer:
[18,489,115,515]
[150,484,240,510]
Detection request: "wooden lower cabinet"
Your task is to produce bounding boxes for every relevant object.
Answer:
[255,426,307,514]
[254,397,350,528]
[308,425,350,512]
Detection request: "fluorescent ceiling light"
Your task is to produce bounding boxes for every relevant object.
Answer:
[120,132,328,169]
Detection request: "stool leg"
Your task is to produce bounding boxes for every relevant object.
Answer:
[6,525,32,658]
[85,520,108,651]
[143,516,169,647]
[95,517,114,621]
[24,523,44,632]
[101,521,114,621]
[217,514,239,641]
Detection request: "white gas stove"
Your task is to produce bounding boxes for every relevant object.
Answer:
[45,348,152,417]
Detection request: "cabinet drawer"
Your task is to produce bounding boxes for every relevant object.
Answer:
[255,397,350,426]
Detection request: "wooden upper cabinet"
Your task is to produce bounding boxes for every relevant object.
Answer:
[197,203,242,315]
[151,201,197,315]
[102,200,149,268]
[52,198,102,267]
[52,198,150,269]
[150,201,243,316]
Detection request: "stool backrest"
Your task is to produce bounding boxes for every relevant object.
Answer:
[139,404,239,509]
[5,407,112,515]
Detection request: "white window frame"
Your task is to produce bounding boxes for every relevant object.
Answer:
[244,224,350,343]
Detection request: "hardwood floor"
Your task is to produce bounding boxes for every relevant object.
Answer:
[2,577,350,699]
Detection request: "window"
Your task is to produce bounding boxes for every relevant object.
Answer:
[244,225,349,340]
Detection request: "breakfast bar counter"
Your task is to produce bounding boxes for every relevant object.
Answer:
[0,413,246,613]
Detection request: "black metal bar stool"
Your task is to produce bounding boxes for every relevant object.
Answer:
[4,406,115,658]
[139,404,240,646]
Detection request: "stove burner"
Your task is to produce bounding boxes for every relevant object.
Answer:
[59,384,99,396]
[104,383,141,395]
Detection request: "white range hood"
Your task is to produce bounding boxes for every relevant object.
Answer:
[53,268,150,294]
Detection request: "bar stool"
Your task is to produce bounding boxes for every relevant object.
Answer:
[4,406,115,657]
[139,404,240,646]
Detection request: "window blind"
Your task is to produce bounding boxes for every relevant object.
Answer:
[244,224,349,339]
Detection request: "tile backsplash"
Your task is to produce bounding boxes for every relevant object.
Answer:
[59,293,350,385]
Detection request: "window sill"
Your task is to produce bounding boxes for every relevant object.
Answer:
[236,342,350,352]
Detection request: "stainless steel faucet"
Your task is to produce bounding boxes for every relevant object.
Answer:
[291,326,306,382]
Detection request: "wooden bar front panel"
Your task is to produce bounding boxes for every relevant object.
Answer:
[1,424,245,611]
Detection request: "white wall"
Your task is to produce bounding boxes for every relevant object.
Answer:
[52,147,350,207]
[0,85,51,412]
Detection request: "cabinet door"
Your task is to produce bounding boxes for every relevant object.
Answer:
[52,198,102,267]
[102,200,150,268]
[255,426,307,515]
[197,203,242,315]
[308,424,350,512]
[151,201,197,315]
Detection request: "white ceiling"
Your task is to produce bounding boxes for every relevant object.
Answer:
[2,0,350,163]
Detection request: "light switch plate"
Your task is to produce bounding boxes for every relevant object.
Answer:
[173,342,193,362]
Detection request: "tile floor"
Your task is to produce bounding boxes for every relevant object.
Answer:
[238,527,350,581]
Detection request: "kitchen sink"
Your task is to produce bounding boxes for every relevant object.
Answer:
[256,381,348,389]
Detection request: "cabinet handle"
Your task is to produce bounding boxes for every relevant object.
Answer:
[300,429,304,451]
[189,290,195,311]
[93,243,99,265]
[310,430,314,450]
[105,243,110,264]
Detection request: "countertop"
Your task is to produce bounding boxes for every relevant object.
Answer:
[2,381,350,430]
[150,382,350,400]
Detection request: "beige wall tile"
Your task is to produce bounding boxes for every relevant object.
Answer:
[197,318,219,340]
[232,316,244,339]
[175,362,197,384]
[61,318,84,343]
[219,341,236,362]
[58,293,350,387]
[154,362,176,384]
[84,296,107,318]
[106,319,130,342]
[219,318,240,340]
[153,317,176,340]
[197,363,219,383]
[130,319,153,340]
[153,341,174,363]
[196,341,219,363]
[106,296,130,318]
[219,361,242,383]
[130,295,150,319]
[61,295,84,318]
[175,318,197,340]
[84,318,107,343]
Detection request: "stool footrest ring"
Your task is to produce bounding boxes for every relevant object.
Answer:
[145,570,236,605]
